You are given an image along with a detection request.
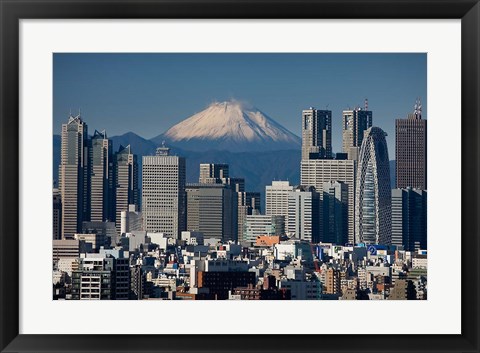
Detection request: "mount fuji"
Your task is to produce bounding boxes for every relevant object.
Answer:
[151,100,301,152]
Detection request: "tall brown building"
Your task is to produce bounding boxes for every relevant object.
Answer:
[395,99,427,189]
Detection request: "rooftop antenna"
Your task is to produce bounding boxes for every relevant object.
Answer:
[417,97,422,119]
[69,108,72,117]
[364,98,368,111]
[413,97,422,119]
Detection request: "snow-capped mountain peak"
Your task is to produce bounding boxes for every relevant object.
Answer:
[156,100,300,152]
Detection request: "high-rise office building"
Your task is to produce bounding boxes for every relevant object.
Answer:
[53,188,62,240]
[391,188,427,251]
[115,145,139,234]
[89,130,113,223]
[395,99,427,189]
[287,186,320,242]
[186,183,237,241]
[355,127,392,245]
[342,105,372,160]
[300,159,356,243]
[266,181,294,230]
[322,181,348,245]
[199,163,229,184]
[301,108,332,160]
[237,191,261,243]
[244,215,285,242]
[59,114,89,239]
[223,177,245,192]
[142,145,186,238]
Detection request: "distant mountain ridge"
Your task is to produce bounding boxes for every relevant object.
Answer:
[52,132,301,200]
[53,130,397,205]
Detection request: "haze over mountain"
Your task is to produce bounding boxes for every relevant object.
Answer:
[151,100,301,152]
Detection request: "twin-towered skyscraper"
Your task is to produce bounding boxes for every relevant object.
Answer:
[301,103,391,245]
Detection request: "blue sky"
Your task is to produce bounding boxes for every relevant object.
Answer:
[53,53,427,155]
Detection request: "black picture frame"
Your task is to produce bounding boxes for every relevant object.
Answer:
[1,1,479,352]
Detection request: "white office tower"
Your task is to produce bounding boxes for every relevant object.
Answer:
[59,114,88,239]
[142,145,186,238]
[301,159,356,243]
[287,186,320,242]
[355,127,391,245]
[266,181,294,229]
[301,108,332,160]
[89,130,113,223]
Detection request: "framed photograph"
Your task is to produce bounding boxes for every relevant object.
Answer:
[1,0,479,352]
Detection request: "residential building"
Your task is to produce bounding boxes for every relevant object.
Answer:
[71,251,130,300]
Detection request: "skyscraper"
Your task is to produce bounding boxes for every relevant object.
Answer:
[53,188,62,240]
[287,186,320,242]
[244,215,285,242]
[300,159,356,243]
[89,130,113,223]
[237,191,261,243]
[142,145,186,238]
[395,99,427,189]
[301,108,332,160]
[266,181,294,230]
[322,181,348,245]
[186,183,236,241]
[342,104,372,160]
[199,163,229,183]
[59,114,88,239]
[391,188,427,251]
[355,127,392,245]
[114,145,139,234]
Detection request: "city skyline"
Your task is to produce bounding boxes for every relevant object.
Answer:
[53,53,427,155]
[53,53,427,301]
